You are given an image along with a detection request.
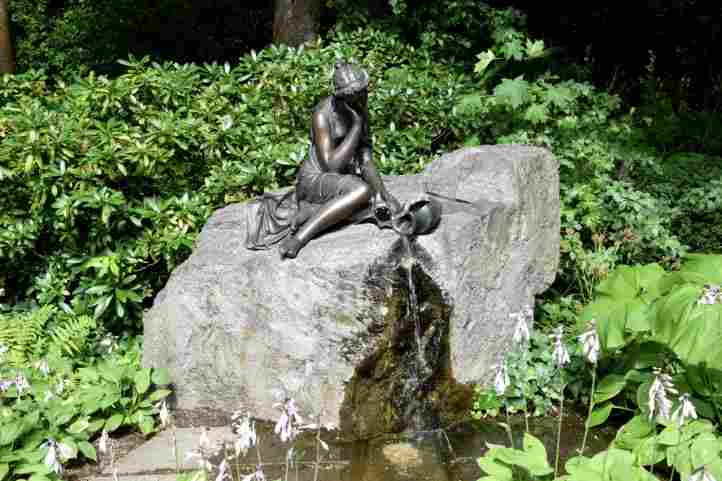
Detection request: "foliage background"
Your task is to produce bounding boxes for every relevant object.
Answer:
[1,1,721,479]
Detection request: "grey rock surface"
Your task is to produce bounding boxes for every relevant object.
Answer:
[142,145,559,429]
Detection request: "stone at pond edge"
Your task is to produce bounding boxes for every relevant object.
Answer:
[142,145,560,433]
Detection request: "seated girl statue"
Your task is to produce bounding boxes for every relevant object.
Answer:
[245,61,402,259]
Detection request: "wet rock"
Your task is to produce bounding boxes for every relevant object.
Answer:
[142,145,560,430]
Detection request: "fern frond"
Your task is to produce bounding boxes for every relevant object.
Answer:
[0,306,54,368]
[49,314,96,357]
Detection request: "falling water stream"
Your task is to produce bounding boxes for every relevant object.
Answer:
[401,234,428,380]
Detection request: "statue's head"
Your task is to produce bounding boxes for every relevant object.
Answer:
[333,61,369,104]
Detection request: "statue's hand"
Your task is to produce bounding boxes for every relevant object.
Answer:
[343,101,363,126]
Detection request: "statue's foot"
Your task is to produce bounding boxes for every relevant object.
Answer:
[279,235,304,259]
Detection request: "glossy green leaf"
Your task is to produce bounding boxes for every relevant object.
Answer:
[679,254,722,284]
[78,441,97,461]
[691,433,720,467]
[586,402,614,428]
[633,436,666,466]
[105,413,124,432]
[149,389,172,402]
[151,368,171,386]
[477,457,513,480]
[594,374,626,403]
[134,368,152,394]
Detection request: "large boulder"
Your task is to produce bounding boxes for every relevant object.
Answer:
[142,145,559,432]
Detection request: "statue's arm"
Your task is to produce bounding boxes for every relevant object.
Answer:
[359,147,401,213]
[312,109,363,173]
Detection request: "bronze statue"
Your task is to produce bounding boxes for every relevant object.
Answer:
[246,61,440,258]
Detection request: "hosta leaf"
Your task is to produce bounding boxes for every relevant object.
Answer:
[522,433,548,463]
[633,435,666,465]
[78,441,97,461]
[596,265,640,299]
[477,457,513,480]
[624,299,653,332]
[658,425,681,445]
[0,423,22,446]
[654,284,722,369]
[587,402,614,428]
[691,433,719,467]
[678,254,722,284]
[594,374,626,403]
[134,368,151,394]
[615,415,654,450]
[635,263,666,300]
[139,416,155,435]
[105,413,124,432]
[149,389,172,401]
[68,417,90,434]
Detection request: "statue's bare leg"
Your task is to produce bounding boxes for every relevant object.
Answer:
[280,182,371,258]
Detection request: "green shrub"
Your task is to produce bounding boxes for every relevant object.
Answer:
[450,9,689,307]
[0,27,467,332]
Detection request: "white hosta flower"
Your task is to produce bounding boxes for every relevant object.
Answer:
[158,400,171,428]
[14,374,30,395]
[648,368,678,421]
[242,467,266,481]
[43,442,61,474]
[34,359,50,375]
[550,326,570,368]
[578,321,600,364]
[0,379,13,392]
[99,335,119,354]
[493,362,509,395]
[698,284,721,305]
[221,115,233,131]
[233,412,257,456]
[199,427,211,451]
[511,312,531,345]
[274,398,303,443]
[57,441,74,460]
[671,393,698,426]
[215,459,230,481]
[56,378,66,395]
[185,450,212,472]
[99,429,110,455]
[690,466,717,481]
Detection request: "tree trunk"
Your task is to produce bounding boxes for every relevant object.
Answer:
[273,0,321,47]
[0,0,14,74]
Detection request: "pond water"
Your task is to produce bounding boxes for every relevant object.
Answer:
[220,412,614,481]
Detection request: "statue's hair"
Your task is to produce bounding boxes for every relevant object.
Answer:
[333,60,369,97]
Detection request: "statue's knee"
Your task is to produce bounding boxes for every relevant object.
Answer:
[351,182,372,204]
